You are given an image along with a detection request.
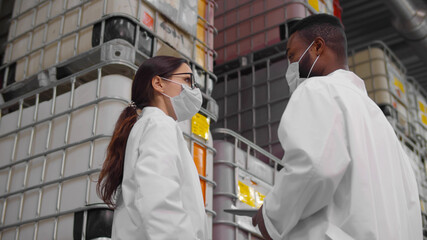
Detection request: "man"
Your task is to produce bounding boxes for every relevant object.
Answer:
[252,14,422,240]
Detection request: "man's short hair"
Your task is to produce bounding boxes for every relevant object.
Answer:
[290,14,347,59]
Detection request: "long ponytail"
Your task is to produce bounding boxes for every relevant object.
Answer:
[96,56,188,208]
[97,106,138,207]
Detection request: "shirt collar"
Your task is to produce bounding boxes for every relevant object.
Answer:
[328,69,368,94]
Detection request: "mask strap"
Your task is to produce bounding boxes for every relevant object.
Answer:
[297,41,315,63]
[161,76,193,92]
[307,54,320,78]
[160,92,172,98]
[160,77,182,86]
[160,77,185,99]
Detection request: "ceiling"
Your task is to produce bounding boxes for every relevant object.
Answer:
[340,0,427,89]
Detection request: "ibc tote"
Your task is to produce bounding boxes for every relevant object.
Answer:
[212,128,283,240]
[0,0,219,239]
[348,41,410,136]
[407,77,427,146]
[214,0,342,65]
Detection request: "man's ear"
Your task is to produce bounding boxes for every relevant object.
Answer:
[313,37,326,56]
[152,76,164,93]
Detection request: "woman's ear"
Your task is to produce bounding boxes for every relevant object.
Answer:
[152,76,164,93]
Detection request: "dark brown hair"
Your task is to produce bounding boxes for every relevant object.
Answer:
[97,56,188,207]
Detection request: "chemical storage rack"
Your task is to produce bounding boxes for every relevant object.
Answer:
[0,1,219,238]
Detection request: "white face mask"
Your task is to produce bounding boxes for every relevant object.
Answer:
[286,41,320,94]
[161,77,203,122]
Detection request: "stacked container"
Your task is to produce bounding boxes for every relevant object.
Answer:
[395,128,427,221]
[179,113,217,238]
[348,41,410,137]
[214,0,342,66]
[212,0,342,161]
[349,41,427,230]
[0,0,218,239]
[405,77,427,222]
[212,42,288,160]
[0,68,132,239]
[407,77,427,147]
[212,128,282,240]
[1,0,217,92]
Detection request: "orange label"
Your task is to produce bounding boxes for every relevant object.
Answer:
[193,143,206,204]
[142,12,154,30]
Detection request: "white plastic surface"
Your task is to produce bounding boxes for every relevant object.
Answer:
[213,139,277,239]
[349,46,409,134]
[6,0,213,84]
[350,47,407,105]
[179,119,215,239]
[0,73,217,238]
[0,75,132,234]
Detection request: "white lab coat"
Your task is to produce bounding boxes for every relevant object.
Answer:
[262,69,422,240]
[111,107,208,240]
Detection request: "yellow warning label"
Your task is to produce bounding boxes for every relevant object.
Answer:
[238,181,256,208]
[421,200,425,212]
[191,113,210,140]
[393,77,405,94]
[308,0,320,12]
[255,191,265,208]
[422,114,427,126]
[419,101,426,113]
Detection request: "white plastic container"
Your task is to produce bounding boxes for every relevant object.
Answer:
[0,70,217,238]
[406,77,427,143]
[3,0,215,86]
[212,128,282,240]
[214,0,340,65]
[348,41,409,134]
[0,74,132,238]
[178,116,215,239]
[396,129,427,218]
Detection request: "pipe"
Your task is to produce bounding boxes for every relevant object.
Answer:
[379,0,427,67]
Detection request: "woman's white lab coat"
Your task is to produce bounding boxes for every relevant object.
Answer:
[111,107,207,240]
[262,69,422,239]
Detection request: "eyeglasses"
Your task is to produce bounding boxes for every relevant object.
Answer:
[167,72,197,89]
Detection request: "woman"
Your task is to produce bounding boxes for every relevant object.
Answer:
[97,56,207,239]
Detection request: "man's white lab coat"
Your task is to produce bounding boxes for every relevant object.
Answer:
[112,107,207,240]
[262,69,422,239]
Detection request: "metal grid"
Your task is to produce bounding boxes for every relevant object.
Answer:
[0,59,218,239]
[395,125,427,234]
[407,77,427,147]
[348,41,411,137]
[212,41,289,160]
[214,0,336,65]
[0,1,220,238]
[0,61,133,239]
[1,0,217,96]
[183,130,217,239]
[348,41,427,234]
[212,128,283,240]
